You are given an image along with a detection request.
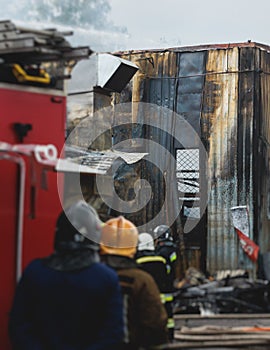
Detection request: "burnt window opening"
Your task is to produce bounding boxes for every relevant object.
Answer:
[176,148,200,220]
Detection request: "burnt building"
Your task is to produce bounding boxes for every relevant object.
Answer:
[106,42,270,277]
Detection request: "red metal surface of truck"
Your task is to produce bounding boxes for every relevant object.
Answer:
[0,84,65,349]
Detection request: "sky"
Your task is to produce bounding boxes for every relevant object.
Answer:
[107,0,270,50]
[1,0,270,52]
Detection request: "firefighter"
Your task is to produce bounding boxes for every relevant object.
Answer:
[9,200,124,350]
[153,224,178,286]
[153,224,178,341]
[135,232,175,341]
[100,216,168,350]
[136,232,169,293]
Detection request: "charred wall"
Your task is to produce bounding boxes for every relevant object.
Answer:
[88,42,270,276]
[258,49,270,252]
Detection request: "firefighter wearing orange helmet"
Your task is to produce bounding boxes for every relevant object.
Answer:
[100,216,168,349]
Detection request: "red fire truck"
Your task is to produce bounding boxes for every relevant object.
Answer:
[0,20,92,349]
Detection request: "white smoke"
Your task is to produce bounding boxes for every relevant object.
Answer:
[0,0,131,52]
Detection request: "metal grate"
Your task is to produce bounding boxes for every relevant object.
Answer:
[176,149,199,171]
[176,148,200,218]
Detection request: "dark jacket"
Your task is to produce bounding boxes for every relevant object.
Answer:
[135,251,168,293]
[9,255,124,350]
[101,255,168,349]
[135,250,175,341]
[156,241,177,291]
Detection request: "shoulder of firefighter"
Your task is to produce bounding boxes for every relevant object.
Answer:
[156,240,177,267]
[117,267,169,347]
[136,245,174,341]
[100,217,169,347]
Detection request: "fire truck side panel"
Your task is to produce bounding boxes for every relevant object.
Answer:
[0,160,17,349]
[0,84,65,349]
[0,84,65,144]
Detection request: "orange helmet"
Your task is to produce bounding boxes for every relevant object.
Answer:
[100,216,138,258]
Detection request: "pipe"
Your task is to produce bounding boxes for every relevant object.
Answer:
[0,153,26,281]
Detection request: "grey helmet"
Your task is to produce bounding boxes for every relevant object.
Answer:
[54,200,102,252]
[153,224,173,242]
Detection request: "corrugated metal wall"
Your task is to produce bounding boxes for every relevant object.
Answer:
[116,50,208,274]
[112,43,270,276]
[112,51,187,276]
[202,48,240,272]
[200,47,258,273]
[258,49,270,252]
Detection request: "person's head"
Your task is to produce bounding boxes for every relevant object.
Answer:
[54,200,102,252]
[137,232,155,252]
[100,216,138,258]
[153,224,173,244]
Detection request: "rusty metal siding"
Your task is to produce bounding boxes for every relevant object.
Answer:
[201,48,242,273]
[175,51,207,269]
[142,51,183,235]
[109,52,184,243]
[140,51,207,264]
[111,43,270,275]
[237,46,256,233]
[114,50,207,273]
[258,50,270,252]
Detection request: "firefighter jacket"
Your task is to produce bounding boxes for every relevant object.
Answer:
[135,250,168,292]
[101,255,168,349]
[135,251,175,342]
[9,253,124,350]
[156,241,178,291]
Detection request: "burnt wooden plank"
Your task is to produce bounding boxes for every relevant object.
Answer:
[174,314,270,329]
[157,339,270,349]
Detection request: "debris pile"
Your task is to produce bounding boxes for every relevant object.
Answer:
[174,268,270,315]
